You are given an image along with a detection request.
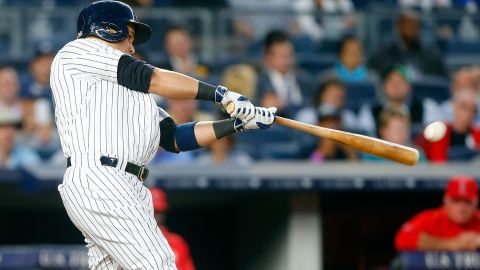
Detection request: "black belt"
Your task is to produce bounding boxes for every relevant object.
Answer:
[66,156,149,181]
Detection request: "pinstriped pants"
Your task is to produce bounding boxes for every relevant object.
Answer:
[58,166,177,270]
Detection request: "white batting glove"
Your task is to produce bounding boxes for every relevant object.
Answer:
[233,107,277,132]
[215,86,255,121]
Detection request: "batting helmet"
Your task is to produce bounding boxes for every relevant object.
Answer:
[150,188,168,212]
[77,0,151,45]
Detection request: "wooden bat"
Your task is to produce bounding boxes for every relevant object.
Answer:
[227,103,419,166]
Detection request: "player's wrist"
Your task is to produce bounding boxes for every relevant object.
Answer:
[195,81,222,103]
[213,118,244,139]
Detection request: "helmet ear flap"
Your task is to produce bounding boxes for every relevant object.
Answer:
[93,22,127,43]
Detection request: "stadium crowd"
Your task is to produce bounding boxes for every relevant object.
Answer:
[1,0,480,168]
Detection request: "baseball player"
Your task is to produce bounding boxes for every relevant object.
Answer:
[50,1,276,269]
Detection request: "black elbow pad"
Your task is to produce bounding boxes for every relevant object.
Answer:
[117,54,154,92]
[159,117,178,153]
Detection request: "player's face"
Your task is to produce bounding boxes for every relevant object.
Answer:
[113,25,136,55]
[444,196,477,224]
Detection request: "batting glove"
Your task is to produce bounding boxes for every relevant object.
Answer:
[233,107,277,132]
[215,86,255,121]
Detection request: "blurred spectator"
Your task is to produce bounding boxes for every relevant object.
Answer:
[21,42,54,101]
[221,64,257,100]
[362,108,425,162]
[437,67,480,125]
[152,99,213,164]
[22,99,59,160]
[399,0,451,11]
[21,42,55,136]
[158,25,208,78]
[0,111,41,169]
[368,10,447,79]
[415,89,480,162]
[197,135,252,165]
[293,0,356,41]
[310,104,358,162]
[257,30,306,117]
[320,36,377,82]
[295,78,358,130]
[0,67,23,122]
[357,65,437,135]
[227,0,291,41]
[150,188,196,270]
[395,176,480,251]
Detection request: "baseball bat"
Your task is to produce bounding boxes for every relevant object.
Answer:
[227,103,419,166]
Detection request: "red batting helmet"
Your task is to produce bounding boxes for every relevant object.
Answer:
[150,188,168,212]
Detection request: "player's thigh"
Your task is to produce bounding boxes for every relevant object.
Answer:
[61,169,176,269]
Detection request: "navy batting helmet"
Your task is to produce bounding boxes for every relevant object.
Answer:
[77,1,151,45]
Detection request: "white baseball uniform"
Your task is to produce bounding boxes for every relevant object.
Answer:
[51,38,176,270]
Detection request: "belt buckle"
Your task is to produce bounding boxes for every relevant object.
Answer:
[137,164,149,181]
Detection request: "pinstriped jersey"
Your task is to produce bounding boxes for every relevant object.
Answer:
[50,38,165,168]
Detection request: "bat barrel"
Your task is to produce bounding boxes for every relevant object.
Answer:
[275,117,419,166]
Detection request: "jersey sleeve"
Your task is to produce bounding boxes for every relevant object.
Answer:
[394,210,434,251]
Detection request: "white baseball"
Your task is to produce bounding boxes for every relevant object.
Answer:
[424,121,447,142]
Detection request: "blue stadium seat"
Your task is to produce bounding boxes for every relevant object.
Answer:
[296,53,336,75]
[258,142,302,160]
[446,39,480,55]
[343,81,377,112]
[448,146,479,161]
[411,77,450,103]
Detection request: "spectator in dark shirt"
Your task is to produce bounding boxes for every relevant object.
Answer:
[368,10,447,79]
[257,30,307,117]
[358,65,438,135]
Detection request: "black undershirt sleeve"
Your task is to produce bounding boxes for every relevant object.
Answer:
[117,54,154,93]
[159,117,179,153]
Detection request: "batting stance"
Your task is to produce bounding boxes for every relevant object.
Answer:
[51,1,276,269]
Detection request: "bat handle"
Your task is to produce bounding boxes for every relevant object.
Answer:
[226,102,235,115]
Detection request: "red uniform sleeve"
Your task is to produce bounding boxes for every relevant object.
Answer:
[395,211,435,251]
[168,233,196,270]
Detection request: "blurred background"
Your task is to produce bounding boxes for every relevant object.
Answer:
[1,0,480,269]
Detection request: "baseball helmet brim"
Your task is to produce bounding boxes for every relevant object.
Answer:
[130,21,151,45]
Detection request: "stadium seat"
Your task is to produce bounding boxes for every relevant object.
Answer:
[448,145,479,161]
[296,53,336,75]
[446,39,480,55]
[411,77,450,103]
[343,81,377,112]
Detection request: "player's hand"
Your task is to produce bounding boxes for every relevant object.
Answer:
[233,107,277,132]
[215,86,255,120]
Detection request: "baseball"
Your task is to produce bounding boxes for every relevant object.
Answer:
[424,121,447,142]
